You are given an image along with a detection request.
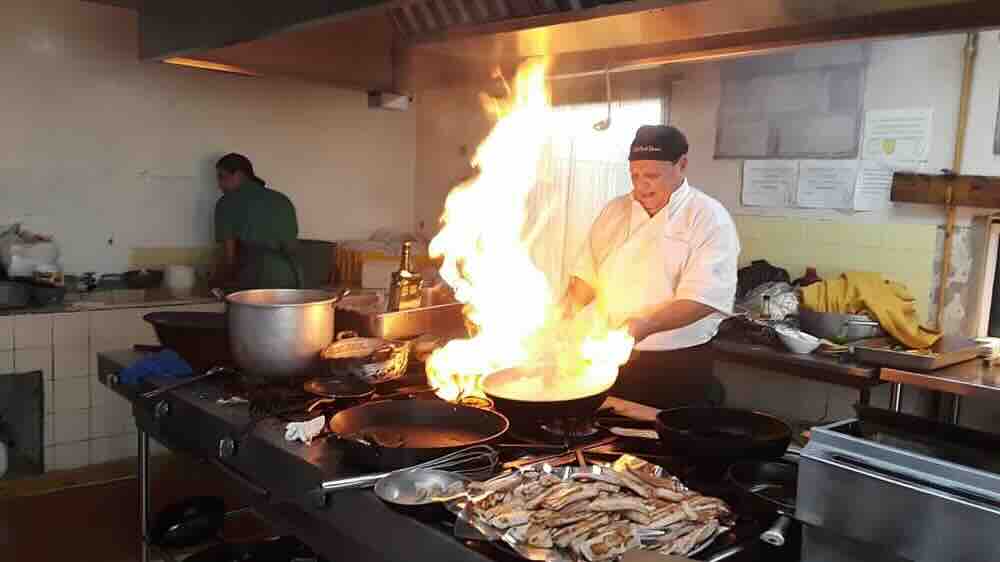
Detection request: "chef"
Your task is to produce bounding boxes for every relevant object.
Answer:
[213,153,302,290]
[563,125,740,409]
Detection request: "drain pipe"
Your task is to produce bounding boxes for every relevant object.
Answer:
[935,32,978,330]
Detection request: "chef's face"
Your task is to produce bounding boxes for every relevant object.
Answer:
[629,156,687,214]
[216,168,244,193]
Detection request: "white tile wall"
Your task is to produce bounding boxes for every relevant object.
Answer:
[53,408,90,444]
[88,436,115,465]
[44,380,54,414]
[14,347,51,379]
[0,350,13,374]
[50,441,89,470]
[53,347,89,379]
[111,434,138,459]
[44,414,54,446]
[13,315,52,349]
[53,376,90,412]
[52,313,89,349]
[0,317,12,350]
[90,376,115,408]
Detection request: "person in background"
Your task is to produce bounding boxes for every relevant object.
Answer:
[562,125,740,409]
[213,153,302,290]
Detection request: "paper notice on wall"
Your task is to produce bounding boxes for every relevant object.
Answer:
[852,160,921,211]
[741,160,797,207]
[862,108,933,163]
[796,160,858,209]
[853,161,894,211]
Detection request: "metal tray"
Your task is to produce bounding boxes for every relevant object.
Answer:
[446,460,728,562]
[852,335,981,371]
[336,301,466,340]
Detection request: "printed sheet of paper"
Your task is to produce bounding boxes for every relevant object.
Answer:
[741,160,797,207]
[862,108,933,162]
[852,160,920,211]
[796,160,858,209]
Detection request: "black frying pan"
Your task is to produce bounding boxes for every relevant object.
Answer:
[727,459,799,550]
[481,365,612,426]
[655,407,792,472]
[327,399,509,471]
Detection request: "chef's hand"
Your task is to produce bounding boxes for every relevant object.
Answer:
[624,317,653,343]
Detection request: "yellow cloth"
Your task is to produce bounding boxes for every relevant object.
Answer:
[800,271,940,349]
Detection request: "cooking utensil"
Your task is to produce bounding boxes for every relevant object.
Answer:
[727,460,798,547]
[655,407,792,476]
[144,311,233,371]
[318,444,499,491]
[124,268,164,289]
[773,325,821,354]
[374,468,468,506]
[142,366,234,399]
[797,308,884,342]
[593,68,612,131]
[148,495,225,548]
[226,288,349,378]
[482,364,612,426]
[323,331,410,385]
[327,400,508,472]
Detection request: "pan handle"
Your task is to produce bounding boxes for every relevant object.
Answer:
[319,471,391,491]
[705,545,745,562]
[760,515,792,546]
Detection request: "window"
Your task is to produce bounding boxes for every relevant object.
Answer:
[527,96,665,295]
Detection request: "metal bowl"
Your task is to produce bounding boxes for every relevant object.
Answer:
[797,307,885,343]
[374,469,468,506]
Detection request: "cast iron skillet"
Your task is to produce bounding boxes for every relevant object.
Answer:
[327,399,509,471]
[144,311,234,372]
[481,365,612,427]
[655,407,792,466]
[726,459,799,550]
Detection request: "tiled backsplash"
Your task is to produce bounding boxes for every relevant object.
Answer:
[0,301,223,474]
[734,216,937,322]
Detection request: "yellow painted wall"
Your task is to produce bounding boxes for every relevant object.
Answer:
[733,216,937,321]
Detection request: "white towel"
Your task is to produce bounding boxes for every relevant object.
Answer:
[284,415,327,445]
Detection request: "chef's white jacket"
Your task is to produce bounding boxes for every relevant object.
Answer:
[573,179,740,351]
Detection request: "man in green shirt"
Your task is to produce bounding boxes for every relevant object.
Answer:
[213,153,302,290]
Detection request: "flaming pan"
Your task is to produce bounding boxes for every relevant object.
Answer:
[481,364,612,425]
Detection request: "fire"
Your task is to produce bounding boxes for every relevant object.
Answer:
[426,58,634,402]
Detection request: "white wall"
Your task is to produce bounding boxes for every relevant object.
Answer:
[0,0,416,274]
[671,32,1000,226]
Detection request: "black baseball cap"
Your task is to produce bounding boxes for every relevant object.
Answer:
[629,125,689,162]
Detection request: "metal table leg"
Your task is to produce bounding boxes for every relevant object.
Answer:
[858,388,871,407]
[139,430,150,562]
[889,383,903,412]
[950,395,962,424]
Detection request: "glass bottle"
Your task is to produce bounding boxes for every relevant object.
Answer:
[387,241,423,311]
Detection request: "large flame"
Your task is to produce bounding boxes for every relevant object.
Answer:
[426,59,634,402]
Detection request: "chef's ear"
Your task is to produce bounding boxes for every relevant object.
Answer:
[676,154,689,174]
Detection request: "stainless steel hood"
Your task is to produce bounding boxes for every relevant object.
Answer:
[87,0,1000,92]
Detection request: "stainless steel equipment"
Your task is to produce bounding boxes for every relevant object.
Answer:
[853,335,981,371]
[798,308,884,342]
[336,301,465,340]
[798,409,1000,562]
[226,289,347,378]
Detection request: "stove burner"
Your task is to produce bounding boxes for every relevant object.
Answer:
[540,418,600,439]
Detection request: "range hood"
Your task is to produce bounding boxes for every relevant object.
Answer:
[90,0,1000,92]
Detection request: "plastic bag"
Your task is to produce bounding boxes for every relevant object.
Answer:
[739,282,799,321]
[0,224,60,277]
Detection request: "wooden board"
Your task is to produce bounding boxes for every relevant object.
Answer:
[891,173,1000,208]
